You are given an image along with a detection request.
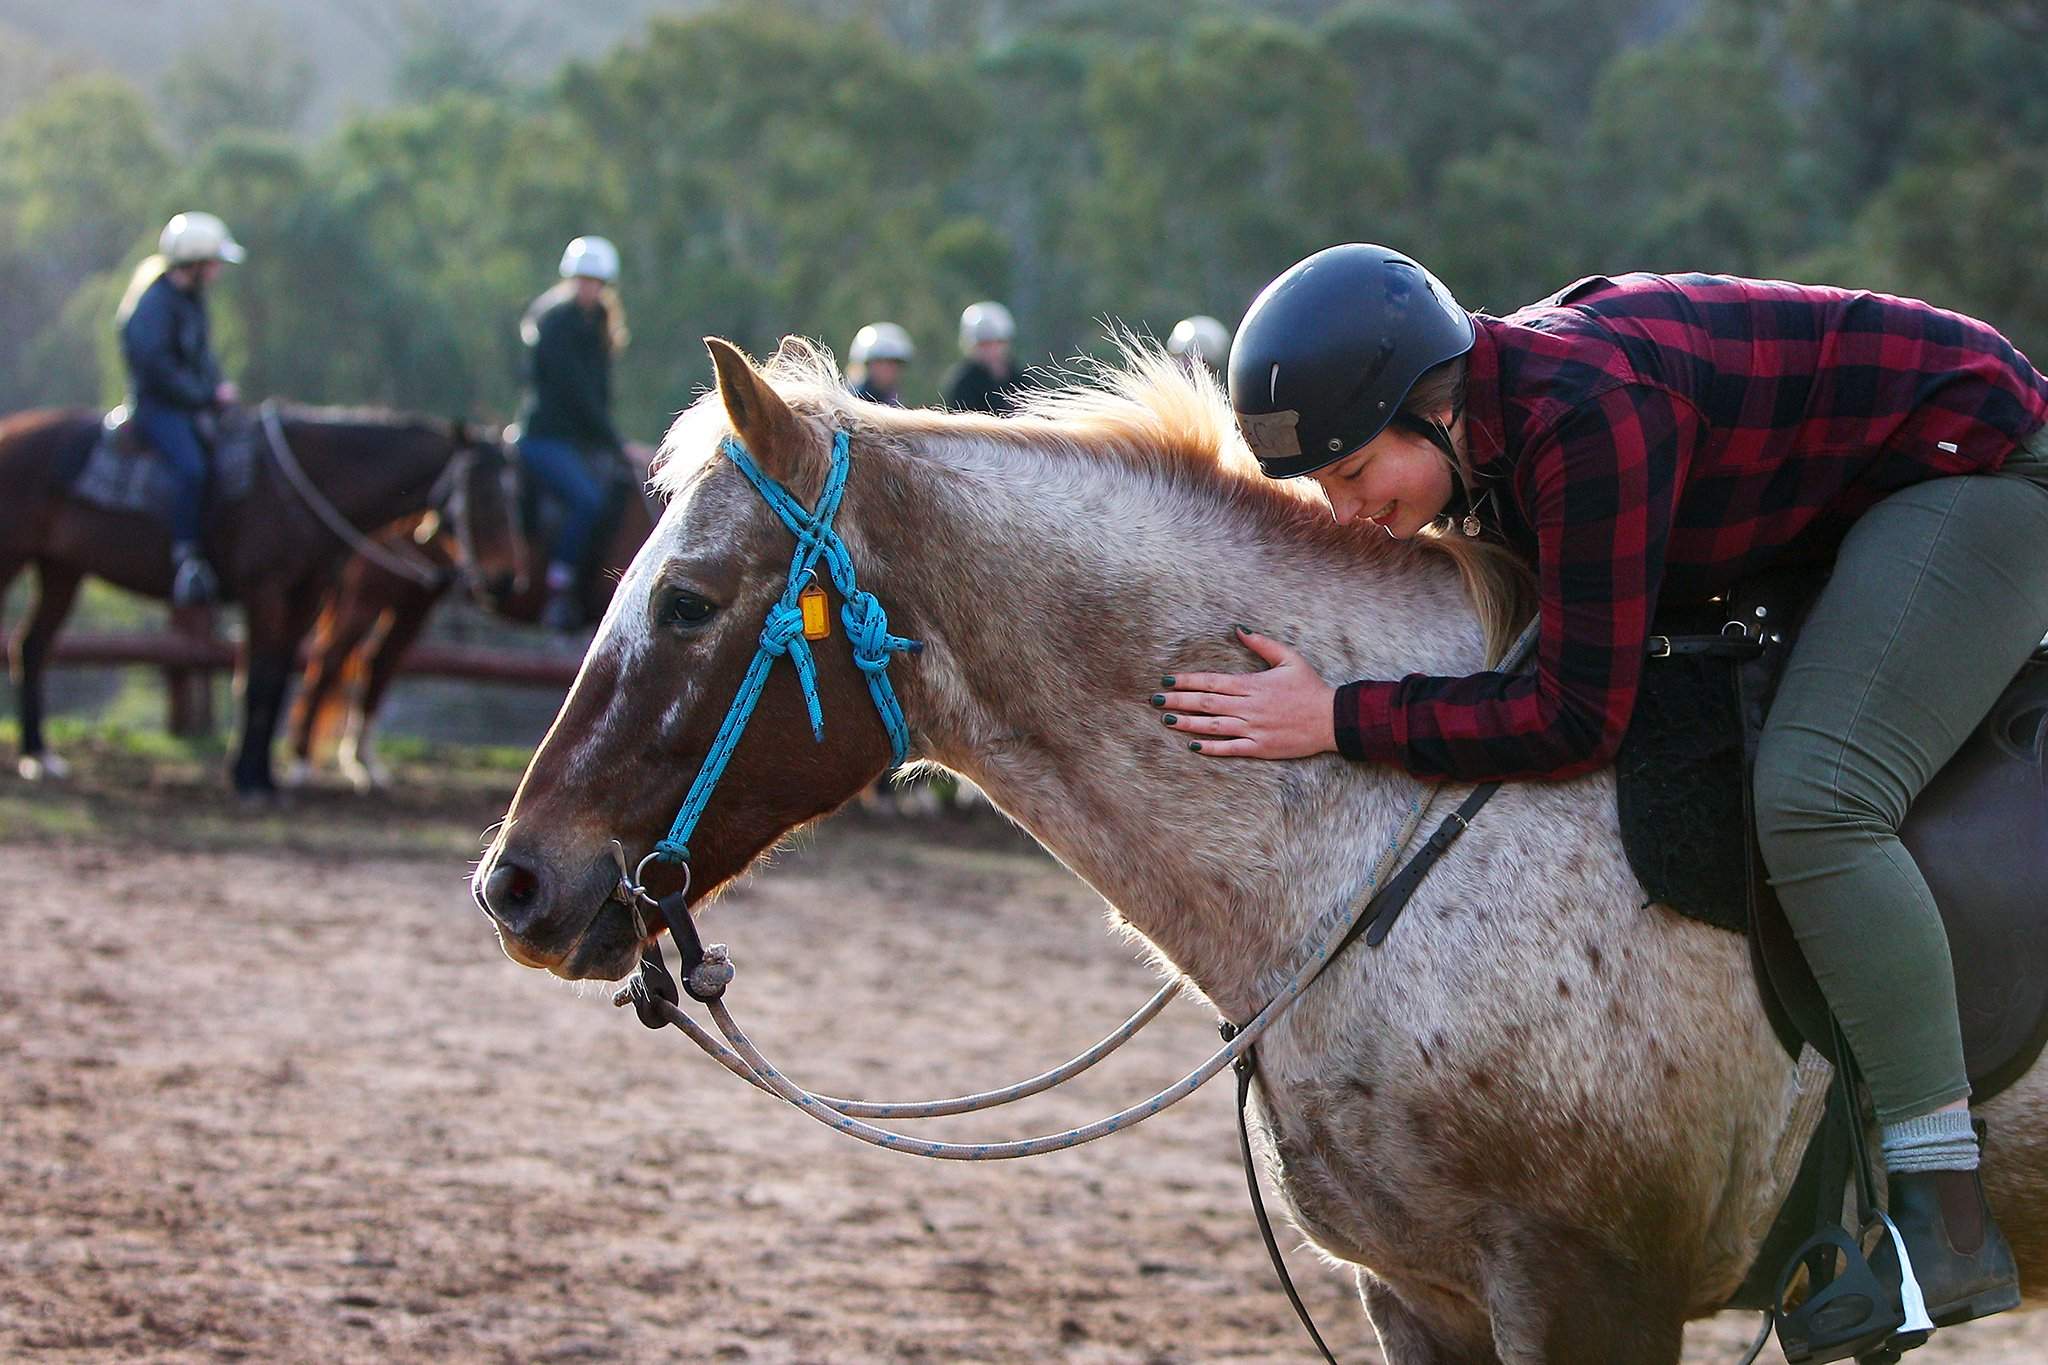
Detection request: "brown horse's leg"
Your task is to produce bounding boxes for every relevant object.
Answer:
[235,585,325,795]
[13,562,84,769]
[1361,1273,1504,1365]
[288,588,382,769]
[341,590,436,792]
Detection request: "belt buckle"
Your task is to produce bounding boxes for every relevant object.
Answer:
[1648,635,1672,658]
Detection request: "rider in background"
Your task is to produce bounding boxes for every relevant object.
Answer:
[517,235,630,633]
[117,211,244,606]
[847,322,914,406]
[943,300,1029,414]
[1166,314,1231,379]
[1167,244,2048,1344]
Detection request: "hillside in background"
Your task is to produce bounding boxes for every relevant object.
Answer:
[0,0,689,131]
[2,0,2044,437]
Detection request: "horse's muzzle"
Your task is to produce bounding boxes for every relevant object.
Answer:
[473,845,643,979]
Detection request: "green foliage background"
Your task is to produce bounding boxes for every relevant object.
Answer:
[3,0,2046,442]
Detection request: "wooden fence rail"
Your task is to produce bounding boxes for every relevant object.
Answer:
[45,615,579,737]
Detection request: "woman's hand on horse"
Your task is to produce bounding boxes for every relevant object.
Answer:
[1154,626,1337,760]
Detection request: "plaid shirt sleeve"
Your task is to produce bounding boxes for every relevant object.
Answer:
[1333,383,1704,781]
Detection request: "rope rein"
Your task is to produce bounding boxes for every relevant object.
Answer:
[623,791,1432,1159]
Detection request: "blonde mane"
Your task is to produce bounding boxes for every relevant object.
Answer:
[657,337,1534,662]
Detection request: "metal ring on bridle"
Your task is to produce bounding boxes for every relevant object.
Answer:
[631,849,688,908]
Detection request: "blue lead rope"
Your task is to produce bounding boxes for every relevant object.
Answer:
[653,430,921,867]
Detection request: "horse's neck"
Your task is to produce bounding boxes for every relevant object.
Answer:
[289,422,447,530]
[867,437,1493,1018]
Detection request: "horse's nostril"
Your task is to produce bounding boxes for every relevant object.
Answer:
[482,857,544,929]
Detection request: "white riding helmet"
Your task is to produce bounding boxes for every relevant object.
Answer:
[849,322,915,366]
[159,211,246,266]
[1167,314,1231,370]
[559,235,620,283]
[958,300,1016,352]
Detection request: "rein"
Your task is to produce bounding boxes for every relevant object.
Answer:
[259,400,453,589]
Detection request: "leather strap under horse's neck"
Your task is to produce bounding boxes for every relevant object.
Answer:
[1230,780,1501,1365]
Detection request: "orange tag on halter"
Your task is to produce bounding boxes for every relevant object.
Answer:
[799,584,830,640]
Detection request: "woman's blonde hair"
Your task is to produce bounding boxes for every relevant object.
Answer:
[114,254,169,326]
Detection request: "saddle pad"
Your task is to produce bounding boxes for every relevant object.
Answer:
[69,415,258,518]
[1613,605,1750,932]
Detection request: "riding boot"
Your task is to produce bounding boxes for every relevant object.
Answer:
[1887,1167,2020,1329]
[170,540,219,606]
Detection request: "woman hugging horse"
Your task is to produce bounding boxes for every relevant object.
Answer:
[1175,244,2048,1355]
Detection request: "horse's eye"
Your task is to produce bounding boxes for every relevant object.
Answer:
[656,588,717,630]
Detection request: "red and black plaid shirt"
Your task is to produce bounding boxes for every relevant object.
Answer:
[1333,273,2048,781]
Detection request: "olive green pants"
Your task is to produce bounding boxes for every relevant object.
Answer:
[1754,430,2048,1124]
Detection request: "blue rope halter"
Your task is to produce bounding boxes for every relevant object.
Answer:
[652,429,921,869]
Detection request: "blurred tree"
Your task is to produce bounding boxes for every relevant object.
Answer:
[0,77,170,282]
[0,77,170,410]
[558,4,988,427]
[159,10,317,147]
[1580,25,1816,275]
[169,134,467,410]
[347,0,547,102]
[1080,15,1406,344]
[1320,2,1520,196]
[327,94,610,422]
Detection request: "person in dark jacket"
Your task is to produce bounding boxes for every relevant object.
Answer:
[118,211,245,605]
[846,322,914,406]
[942,300,1030,414]
[517,235,630,632]
[1160,244,2048,1349]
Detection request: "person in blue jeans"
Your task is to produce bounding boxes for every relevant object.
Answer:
[117,211,245,605]
[516,235,632,632]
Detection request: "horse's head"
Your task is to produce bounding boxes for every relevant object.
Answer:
[472,340,904,980]
[433,421,529,608]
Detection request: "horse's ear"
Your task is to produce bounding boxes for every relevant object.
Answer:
[706,336,808,484]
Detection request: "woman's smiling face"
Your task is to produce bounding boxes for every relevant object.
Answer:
[1305,419,1455,538]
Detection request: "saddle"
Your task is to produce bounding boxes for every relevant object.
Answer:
[1614,574,2048,1334]
[68,405,259,520]
[1613,572,2048,1101]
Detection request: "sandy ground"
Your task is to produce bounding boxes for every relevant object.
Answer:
[0,749,2041,1363]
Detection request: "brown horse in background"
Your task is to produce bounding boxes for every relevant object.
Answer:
[0,406,512,796]
[286,450,656,791]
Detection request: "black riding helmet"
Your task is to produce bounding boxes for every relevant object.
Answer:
[1229,243,1475,479]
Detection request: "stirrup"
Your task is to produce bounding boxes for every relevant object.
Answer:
[1774,1208,1936,1364]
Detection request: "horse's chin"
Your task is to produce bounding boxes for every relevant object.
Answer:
[496,901,650,982]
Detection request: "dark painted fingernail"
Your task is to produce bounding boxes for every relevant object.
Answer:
[1235,623,1252,634]
[1160,675,1175,687]
[1150,693,1166,707]
[1188,741,1202,752]
[1163,714,1177,726]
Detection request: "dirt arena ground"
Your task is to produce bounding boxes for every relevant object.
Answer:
[1,743,2040,1363]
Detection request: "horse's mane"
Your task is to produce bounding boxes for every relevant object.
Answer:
[658,337,1534,662]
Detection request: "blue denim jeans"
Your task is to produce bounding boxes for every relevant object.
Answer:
[133,401,210,543]
[518,435,605,572]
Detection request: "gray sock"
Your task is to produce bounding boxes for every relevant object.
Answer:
[1882,1108,1980,1174]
